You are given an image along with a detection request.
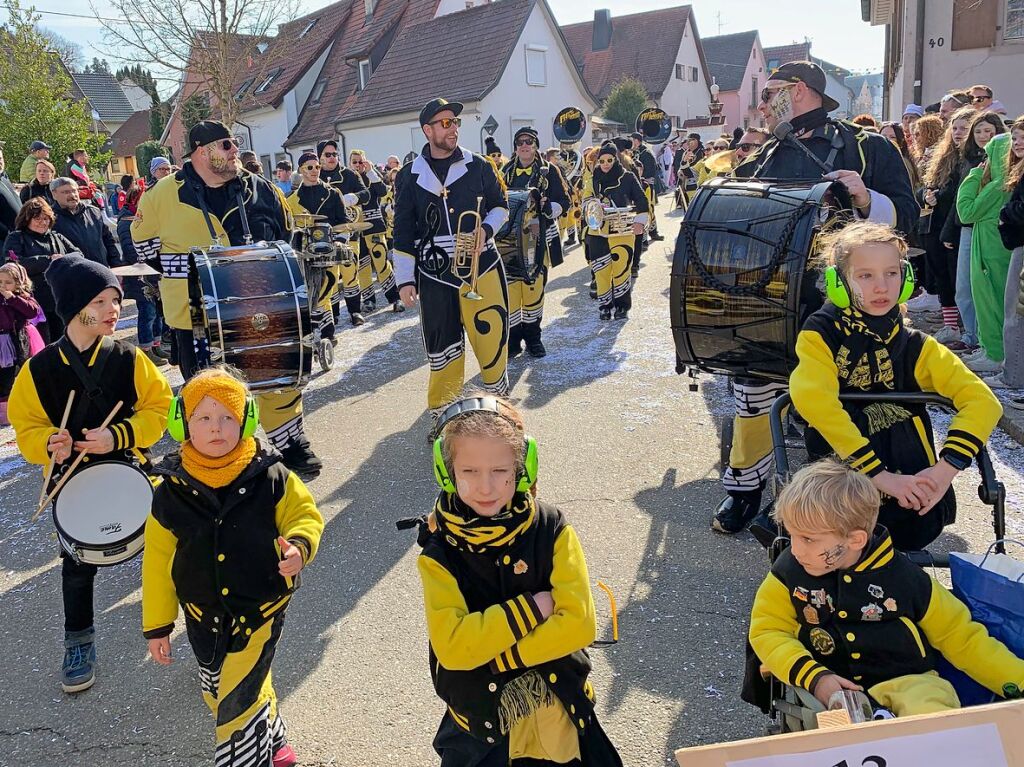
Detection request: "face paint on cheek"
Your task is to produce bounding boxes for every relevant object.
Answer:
[77,310,97,326]
[770,87,794,122]
[820,543,847,568]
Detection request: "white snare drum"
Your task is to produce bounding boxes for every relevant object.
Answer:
[53,462,153,566]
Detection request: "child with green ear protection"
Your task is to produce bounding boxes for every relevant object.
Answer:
[141,366,323,767]
[791,221,1001,552]
[415,394,623,766]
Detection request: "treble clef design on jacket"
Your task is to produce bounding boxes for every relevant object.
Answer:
[419,202,452,279]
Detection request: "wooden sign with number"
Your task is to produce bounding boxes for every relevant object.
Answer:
[674,700,1024,767]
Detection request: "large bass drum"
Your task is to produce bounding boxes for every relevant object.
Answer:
[670,178,849,382]
[195,241,312,391]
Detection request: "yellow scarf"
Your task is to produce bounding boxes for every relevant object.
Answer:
[433,491,536,554]
[180,437,257,489]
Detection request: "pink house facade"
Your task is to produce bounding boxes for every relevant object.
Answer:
[702,30,768,132]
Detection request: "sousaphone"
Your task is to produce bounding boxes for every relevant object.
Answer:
[635,107,672,145]
[553,106,587,181]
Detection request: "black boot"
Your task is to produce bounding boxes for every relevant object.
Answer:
[711,490,762,534]
[508,326,524,359]
[523,326,546,358]
[747,509,780,549]
[279,435,323,481]
[649,229,664,241]
[589,277,598,300]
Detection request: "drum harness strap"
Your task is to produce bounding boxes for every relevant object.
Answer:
[190,175,255,248]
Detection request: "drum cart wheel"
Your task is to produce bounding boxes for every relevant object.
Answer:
[318,338,334,372]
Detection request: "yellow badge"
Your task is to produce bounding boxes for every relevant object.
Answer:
[803,604,820,625]
[513,559,528,575]
[809,627,836,656]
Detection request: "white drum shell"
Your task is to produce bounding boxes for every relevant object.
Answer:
[53,462,153,567]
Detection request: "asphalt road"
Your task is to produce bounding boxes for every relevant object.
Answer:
[1,196,1022,766]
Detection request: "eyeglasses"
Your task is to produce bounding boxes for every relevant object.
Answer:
[515,138,537,147]
[738,142,764,152]
[760,83,795,104]
[207,138,239,151]
[302,163,320,171]
[428,117,461,129]
[323,152,339,158]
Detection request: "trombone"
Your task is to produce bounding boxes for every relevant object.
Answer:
[453,196,484,300]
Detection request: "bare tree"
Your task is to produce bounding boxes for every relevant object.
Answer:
[91,0,301,128]
[38,26,83,71]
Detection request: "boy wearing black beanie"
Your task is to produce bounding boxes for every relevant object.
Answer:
[8,254,172,694]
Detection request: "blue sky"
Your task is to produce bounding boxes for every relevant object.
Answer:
[33,0,885,75]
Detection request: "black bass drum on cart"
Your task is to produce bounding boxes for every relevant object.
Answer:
[670,178,850,383]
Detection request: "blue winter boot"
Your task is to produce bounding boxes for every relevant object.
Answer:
[62,627,96,693]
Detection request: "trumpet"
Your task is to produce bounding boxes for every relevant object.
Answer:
[453,196,484,300]
[582,196,637,237]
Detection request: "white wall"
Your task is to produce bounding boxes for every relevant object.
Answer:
[885,0,1024,118]
[658,16,712,127]
[333,113,431,163]
[237,105,291,162]
[285,44,333,128]
[477,3,596,153]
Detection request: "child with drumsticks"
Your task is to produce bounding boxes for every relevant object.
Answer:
[784,221,1001,552]
[749,460,1024,716]
[411,394,622,766]
[142,367,323,767]
[8,254,172,693]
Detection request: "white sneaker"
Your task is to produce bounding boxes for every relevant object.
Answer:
[983,372,1009,389]
[905,292,941,311]
[932,326,959,344]
[967,356,1003,374]
[961,347,988,362]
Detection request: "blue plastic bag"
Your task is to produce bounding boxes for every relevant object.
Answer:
[940,542,1024,706]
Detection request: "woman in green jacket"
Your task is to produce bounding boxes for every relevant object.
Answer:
[957,127,1017,368]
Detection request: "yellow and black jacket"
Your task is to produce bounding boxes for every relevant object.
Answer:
[321,165,370,206]
[418,494,621,762]
[792,303,1000,476]
[286,181,350,226]
[356,170,388,236]
[131,164,293,330]
[141,444,323,643]
[750,528,1024,696]
[9,337,171,486]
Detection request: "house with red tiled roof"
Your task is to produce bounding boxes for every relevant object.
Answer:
[161,0,356,170]
[561,6,714,134]
[108,109,153,179]
[763,42,854,118]
[312,0,598,162]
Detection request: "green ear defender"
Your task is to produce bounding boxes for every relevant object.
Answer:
[824,261,915,309]
[166,395,260,442]
[431,397,539,494]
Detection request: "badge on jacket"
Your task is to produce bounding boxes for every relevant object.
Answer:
[809,627,836,656]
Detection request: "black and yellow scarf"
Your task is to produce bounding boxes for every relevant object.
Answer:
[432,491,536,554]
[834,305,906,392]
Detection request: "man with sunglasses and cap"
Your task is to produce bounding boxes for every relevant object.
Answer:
[132,119,324,480]
[498,126,569,359]
[711,61,918,541]
[393,98,510,428]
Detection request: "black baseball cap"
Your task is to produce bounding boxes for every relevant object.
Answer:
[419,98,463,126]
[185,120,234,156]
[629,131,643,140]
[767,61,841,113]
[513,126,539,144]
[30,140,51,152]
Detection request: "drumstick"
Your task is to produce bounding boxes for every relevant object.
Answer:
[32,400,123,523]
[37,390,76,509]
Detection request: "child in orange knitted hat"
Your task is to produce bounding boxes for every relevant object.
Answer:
[141,366,323,767]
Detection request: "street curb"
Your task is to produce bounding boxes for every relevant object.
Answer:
[999,409,1024,446]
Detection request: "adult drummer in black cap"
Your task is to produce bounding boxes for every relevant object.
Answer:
[499,126,569,359]
[712,61,918,539]
[132,119,324,479]
[393,97,510,429]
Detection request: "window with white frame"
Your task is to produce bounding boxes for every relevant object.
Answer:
[525,45,547,86]
[111,157,121,173]
[358,58,372,90]
[309,78,327,105]
[1007,0,1024,39]
[675,64,683,80]
[299,18,319,38]
[689,66,699,82]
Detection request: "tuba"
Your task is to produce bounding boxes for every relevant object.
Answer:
[553,106,587,182]
[582,196,636,238]
[496,183,546,283]
[452,196,484,300]
[635,107,672,145]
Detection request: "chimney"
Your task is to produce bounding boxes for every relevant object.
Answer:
[592,9,612,51]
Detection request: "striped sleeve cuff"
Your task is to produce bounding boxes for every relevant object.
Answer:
[110,421,136,450]
[790,656,832,692]
[942,429,983,462]
[498,593,543,641]
[143,624,174,640]
[489,643,527,673]
[847,444,883,477]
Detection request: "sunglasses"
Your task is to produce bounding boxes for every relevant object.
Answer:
[738,142,764,152]
[760,83,795,104]
[515,138,537,147]
[302,163,320,171]
[323,152,339,158]
[429,117,461,129]
[972,95,990,103]
[206,138,239,151]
